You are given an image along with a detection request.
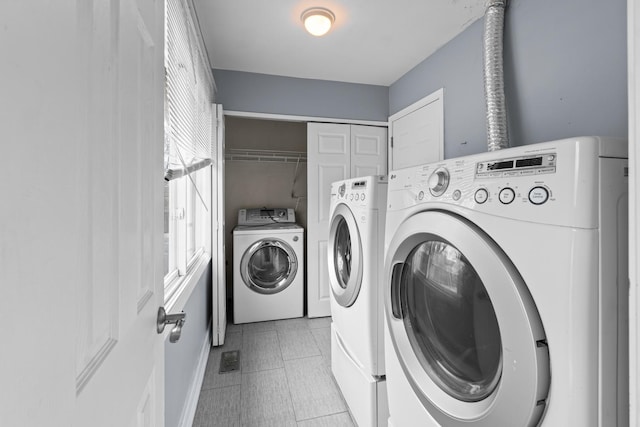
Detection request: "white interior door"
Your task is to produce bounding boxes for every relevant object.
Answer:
[389,88,444,171]
[212,104,227,346]
[0,1,165,425]
[351,125,388,177]
[307,123,351,317]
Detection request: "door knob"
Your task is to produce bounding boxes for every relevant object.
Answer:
[157,307,186,343]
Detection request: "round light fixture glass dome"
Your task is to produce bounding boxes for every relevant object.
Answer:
[301,7,335,37]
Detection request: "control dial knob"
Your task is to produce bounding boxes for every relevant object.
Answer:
[428,167,450,197]
[338,183,346,197]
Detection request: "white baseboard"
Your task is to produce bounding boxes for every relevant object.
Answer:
[178,326,212,427]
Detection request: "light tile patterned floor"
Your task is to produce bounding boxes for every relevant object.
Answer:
[193,316,355,427]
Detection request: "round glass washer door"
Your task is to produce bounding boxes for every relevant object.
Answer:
[240,238,298,295]
[327,203,363,307]
[384,211,550,427]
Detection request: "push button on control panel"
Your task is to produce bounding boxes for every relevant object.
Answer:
[528,186,549,205]
[499,187,515,204]
[474,188,489,204]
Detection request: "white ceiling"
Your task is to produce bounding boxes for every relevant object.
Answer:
[193,0,488,86]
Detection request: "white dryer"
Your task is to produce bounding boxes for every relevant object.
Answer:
[233,208,304,324]
[328,175,389,427]
[383,137,628,427]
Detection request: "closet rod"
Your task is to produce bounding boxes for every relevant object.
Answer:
[225,149,307,163]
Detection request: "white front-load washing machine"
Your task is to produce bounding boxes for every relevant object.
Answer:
[383,137,628,426]
[328,175,389,427]
[233,208,304,324]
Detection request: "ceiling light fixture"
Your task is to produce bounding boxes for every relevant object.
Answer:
[301,7,335,37]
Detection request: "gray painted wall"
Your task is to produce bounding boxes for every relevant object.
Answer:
[213,69,389,122]
[165,263,212,427]
[389,0,628,159]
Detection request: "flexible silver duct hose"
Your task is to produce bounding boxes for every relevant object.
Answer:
[483,0,509,151]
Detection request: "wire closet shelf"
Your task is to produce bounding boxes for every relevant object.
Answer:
[225,149,307,163]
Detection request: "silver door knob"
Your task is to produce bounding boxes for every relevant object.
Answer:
[157,307,186,343]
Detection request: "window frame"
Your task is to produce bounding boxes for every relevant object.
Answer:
[163,0,214,307]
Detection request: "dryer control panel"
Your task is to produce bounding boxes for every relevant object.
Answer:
[472,152,557,207]
[387,137,628,229]
[331,175,388,208]
[238,208,296,225]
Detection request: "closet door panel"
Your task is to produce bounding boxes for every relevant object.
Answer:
[307,123,350,317]
[351,125,387,178]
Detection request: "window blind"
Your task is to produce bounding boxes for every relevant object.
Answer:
[165,0,213,182]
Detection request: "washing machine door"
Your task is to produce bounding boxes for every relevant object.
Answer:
[384,211,550,426]
[240,238,298,295]
[327,203,363,307]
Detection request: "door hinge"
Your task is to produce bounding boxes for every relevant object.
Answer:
[390,136,394,148]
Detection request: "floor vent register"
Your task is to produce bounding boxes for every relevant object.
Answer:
[219,350,240,373]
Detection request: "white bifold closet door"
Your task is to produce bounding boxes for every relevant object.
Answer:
[307,123,387,318]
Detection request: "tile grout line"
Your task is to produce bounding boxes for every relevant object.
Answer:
[276,324,314,423]
[275,327,300,425]
[279,327,322,362]
[237,323,244,427]
[241,365,287,375]
[280,343,302,423]
[296,410,353,424]
[282,352,325,363]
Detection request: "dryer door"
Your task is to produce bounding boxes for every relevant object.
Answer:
[241,238,298,295]
[328,203,363,307]
[384,211,550,427]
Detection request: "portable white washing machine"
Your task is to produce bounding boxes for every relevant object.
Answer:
[233,208,304,324]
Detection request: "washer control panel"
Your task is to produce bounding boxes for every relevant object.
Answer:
[332,176,387,206]
[238,208,296,225]
[338,179,368,203]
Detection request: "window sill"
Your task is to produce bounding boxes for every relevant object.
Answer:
[164,251,211,314]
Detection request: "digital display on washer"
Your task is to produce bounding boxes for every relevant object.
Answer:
[476,153,556,178]
[487,160,514,170]
[515,157,543,168]
[352,180,367,188]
